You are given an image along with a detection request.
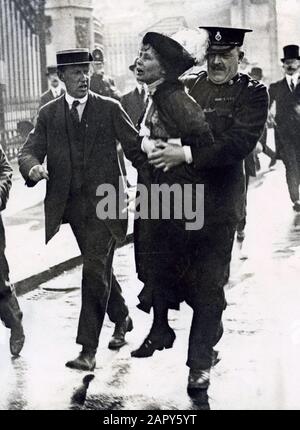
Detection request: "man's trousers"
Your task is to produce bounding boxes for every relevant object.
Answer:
[63,197,129,350]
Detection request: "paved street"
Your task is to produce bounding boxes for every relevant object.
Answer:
[1,154,300,410]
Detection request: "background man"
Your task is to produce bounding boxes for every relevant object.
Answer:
[121,58,147,128]
[269,45,300,212]
[0,145,25,356]
[120,58,148,187]
[18,49,146,371]
[249,67,277,169]
[39,65,65,108]
[150,27,269,392]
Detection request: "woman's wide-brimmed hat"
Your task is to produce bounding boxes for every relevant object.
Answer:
[142,32,195,76]
[56,48,93,66]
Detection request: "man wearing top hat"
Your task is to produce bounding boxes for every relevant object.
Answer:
[18,48,147,371]
[90,48,121,100]
[150,27,268,390]
[39,65,65,109]
[269,45,300,212]
[121,58,147,128]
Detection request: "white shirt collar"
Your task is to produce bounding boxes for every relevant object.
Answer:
[286,72,299,85]
[136,83,145,94]
[50,86,62,98]
[65,92,88,108]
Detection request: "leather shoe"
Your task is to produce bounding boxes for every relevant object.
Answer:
[187,368,211,394]
[66,351,96,371]
[10,325,25,356]
[108,316,133,350]
[131,328,175,358]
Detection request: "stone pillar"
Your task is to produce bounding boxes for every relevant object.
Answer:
[45,0,94,66]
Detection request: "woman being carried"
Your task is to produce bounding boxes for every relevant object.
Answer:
[132,30,216,391]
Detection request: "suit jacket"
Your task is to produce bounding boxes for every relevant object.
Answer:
[269,77,300,128]
[39,88,65,109]
[121,87,147,128]
[185,72,269,225]
[269,78,300,154]
[18,91,146,244]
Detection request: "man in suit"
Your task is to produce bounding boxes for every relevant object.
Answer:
[152,27,268,392]
[18,49,147,371]
[269,45,300,211]
[0,145,25,356]
[249,67,277,169]
[90,49,121,100]
[39,65,65,108]
[120,59,148,187]
[121,58,147,128]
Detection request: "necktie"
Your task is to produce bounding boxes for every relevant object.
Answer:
[291,80,295,92]
[70,100,80,124]
[140,87,146,102]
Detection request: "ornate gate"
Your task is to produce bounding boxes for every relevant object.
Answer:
[0,0,46,159]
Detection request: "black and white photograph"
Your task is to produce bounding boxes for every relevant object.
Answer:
[0,0,300,412]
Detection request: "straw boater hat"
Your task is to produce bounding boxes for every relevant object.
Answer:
[56,48,93,67]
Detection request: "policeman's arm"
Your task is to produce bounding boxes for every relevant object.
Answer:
[0,145,12,211]
[112,101,147,169]
[148,89,214,171]
[18,108,48,187]
[191,83,269,170]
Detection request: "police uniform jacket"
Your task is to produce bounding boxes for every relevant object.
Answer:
[18,91,147,244]
[185,72,269,225]
[90,74,121,100]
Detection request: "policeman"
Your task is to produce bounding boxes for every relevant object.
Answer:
[90,48,121,100]
[178,27,268,391]
[0,145,25,356]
